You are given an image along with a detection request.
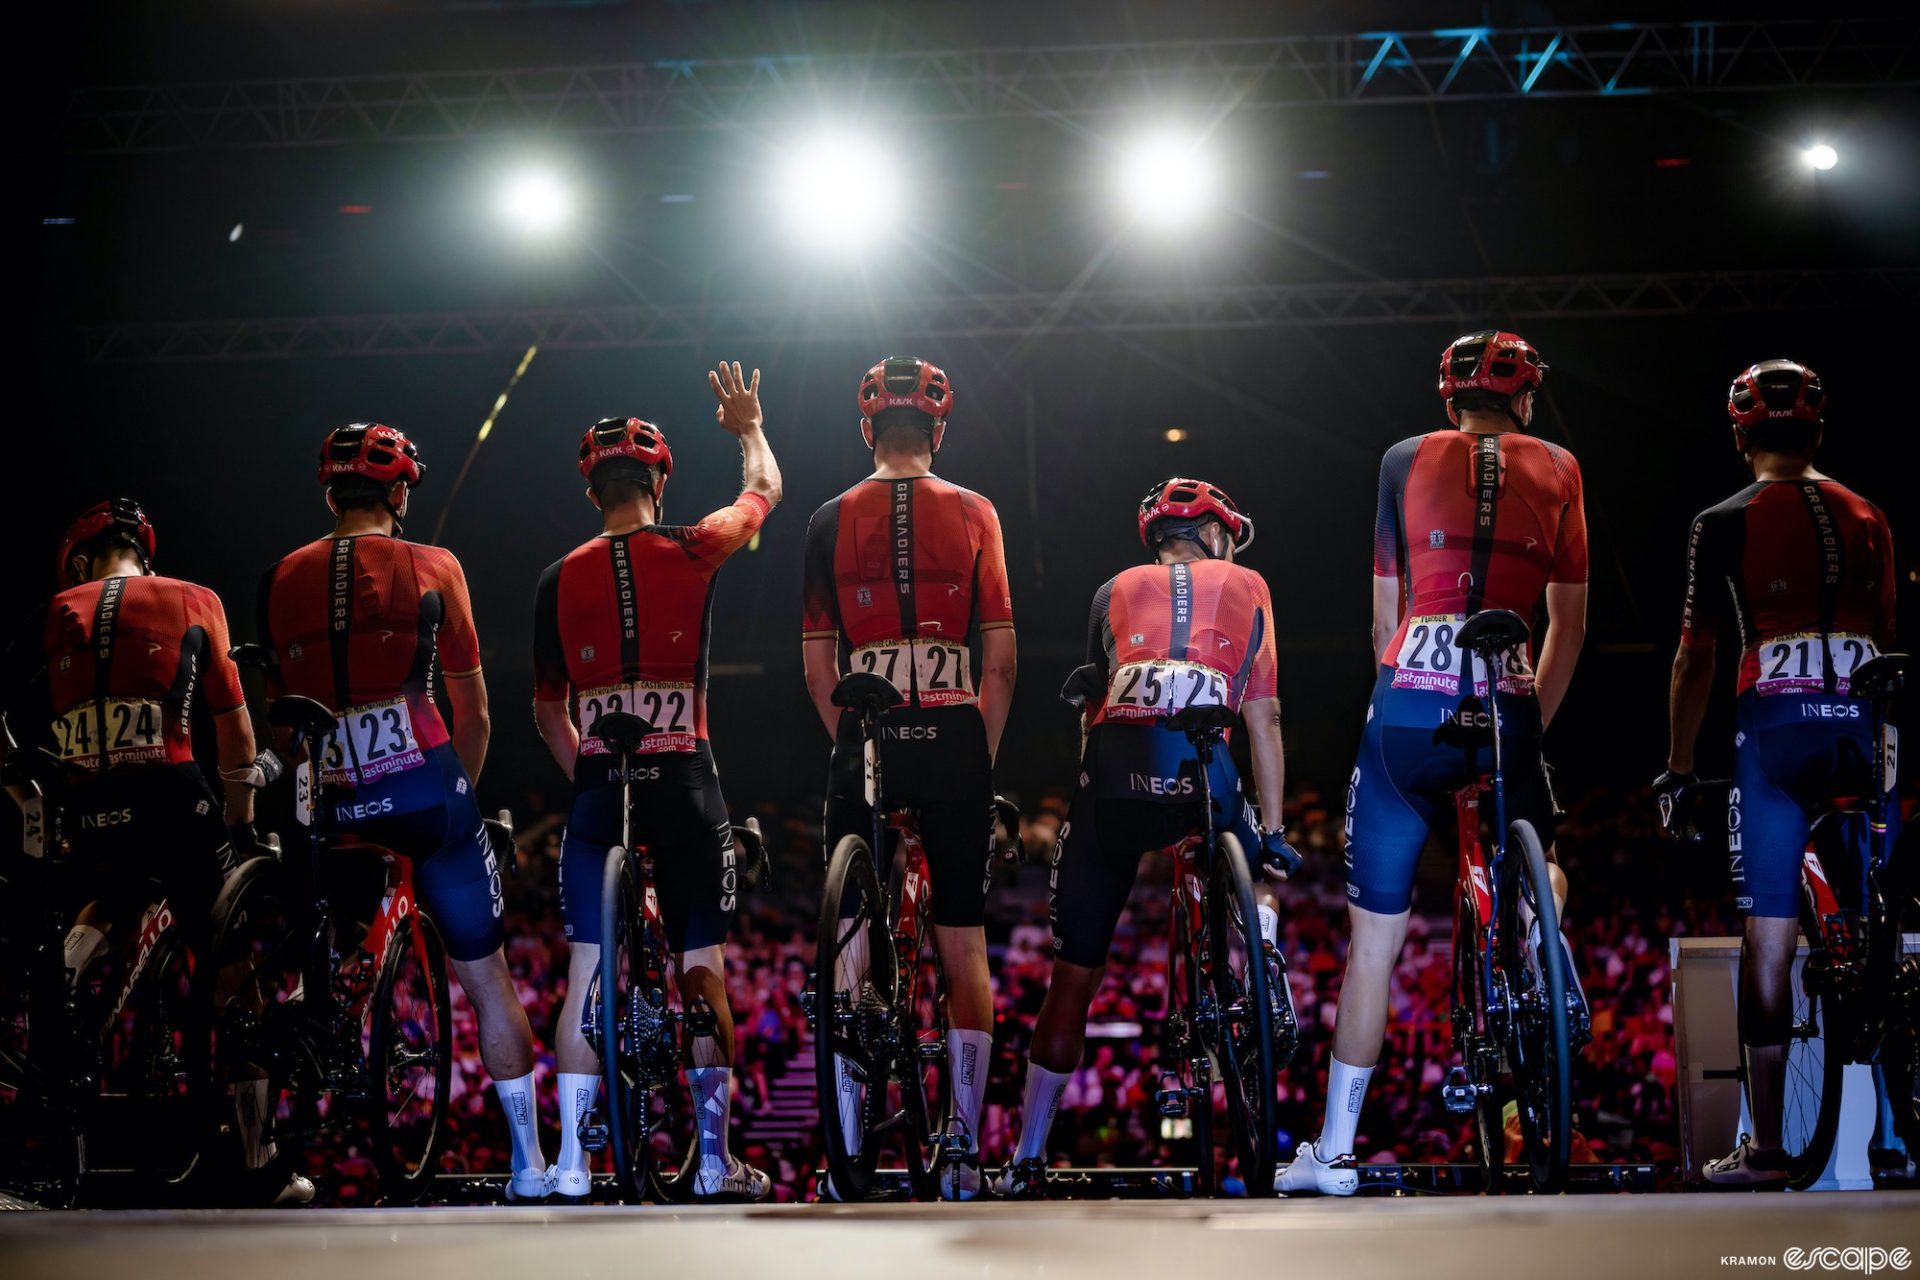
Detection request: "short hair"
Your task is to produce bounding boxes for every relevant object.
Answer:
[327,475,391,512]
[869,406,936,452]
[1449,388,1518,416]
[1741,418,1820,455]
[589,457,661,506]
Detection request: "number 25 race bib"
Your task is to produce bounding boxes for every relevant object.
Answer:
[1104,660,1228,721]
[851,639,974,708]
[319,696,425,786]
[1753,631,1879,697]
[576,681,698,754]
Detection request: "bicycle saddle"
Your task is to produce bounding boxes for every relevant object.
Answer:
[1167,704,1237,739]
[832,672,905,718]
[1059,663,1105,709]
[733,817,771,890]
[2,746,68,791]
[1851,652,1910,702]
[228,643,280,672]
[594,712,659,755]
[268,695,339,745]
[1456,609,1530,657]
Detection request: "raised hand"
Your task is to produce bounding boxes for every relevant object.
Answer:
[708,361,763,437]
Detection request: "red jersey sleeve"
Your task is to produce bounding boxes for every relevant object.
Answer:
[1242,574,1280,703]
[686,492,771,566]
[1548,447,1590,585]
[193,586,246,715]
[422,548,482,677]
[968,494,1014,632]
[801,499,840,641]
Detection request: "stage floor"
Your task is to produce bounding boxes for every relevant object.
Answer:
[4,1193,1917,1280]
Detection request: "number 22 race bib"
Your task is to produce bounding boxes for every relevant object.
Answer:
[576,681,698,754]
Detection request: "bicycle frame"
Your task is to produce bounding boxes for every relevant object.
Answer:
[886,815,935,1005]
[328,851,428,1024]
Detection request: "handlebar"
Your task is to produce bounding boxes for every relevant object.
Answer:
[1657,778,1731,844]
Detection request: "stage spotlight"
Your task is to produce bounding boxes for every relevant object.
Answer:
[778,130,896,249]
[1164,428,1189,443]
[499,169,575,235]
[1117,132,1217,231]
[1803,143,1838,172]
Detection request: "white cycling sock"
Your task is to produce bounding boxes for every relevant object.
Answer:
[492,1073,545,1175]
[947,1028,992,1153]
[63,924,106,990]
[557,1072,599,1175]
[1012,1064,1070,1163]
[1256,904,1280,949]
[688,1066,732,1176]
[1317,1057,1372,1161]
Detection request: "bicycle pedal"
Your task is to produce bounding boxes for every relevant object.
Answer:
[579,1109,610,1154]
[800,987,817,1024]
[1441,1066,1477,1115]
[1155,1071,1188,1118]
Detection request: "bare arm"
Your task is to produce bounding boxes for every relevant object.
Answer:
[444,672,491,783]
[1666,642,1715,775]
[534,697,579,783]
[1534,582,1587,730]
[1240,696,1286,828]
[978,627,1017,764]
[709,362,782,508]
[1371,574,1402,664]
[803,637,842,740]
[212,706,258,826]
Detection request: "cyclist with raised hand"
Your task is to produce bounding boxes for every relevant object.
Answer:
[1279,331,1588,1195]
[801,356,1016,1201]
[1655,360,1898,1187]
[533,362,782,1204]
[258,424,548,1202]
[0,500,314,1203]
[999,478,1295,1197]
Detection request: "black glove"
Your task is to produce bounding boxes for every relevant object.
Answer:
[1256,826,1301,879]
[1650,771,1695,834]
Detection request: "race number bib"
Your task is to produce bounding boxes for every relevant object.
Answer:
[1103,660,1228,722]
[576,681,698,754]
[851,639,974,708]
[53,698,168,770]
[1389,614,1530,697]
[319,697,425,786]
[1753,632,1878,697]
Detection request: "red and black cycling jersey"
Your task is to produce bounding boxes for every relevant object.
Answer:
[1680,478,1896,696]
[801,475,1012,709]
[1083,560,1279,726]
[534,493,769,756]
[1372,429,1587,693]
[258,534,480,786]
[13,575,245,772]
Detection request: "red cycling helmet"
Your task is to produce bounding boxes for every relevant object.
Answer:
[578,417,673,481]
[1138,477,1254,555]
[317,423,424,488]
[858,356,953,423]
[1437,330,1548,401]
[57,498,155,588]
[1728,359,1824,429]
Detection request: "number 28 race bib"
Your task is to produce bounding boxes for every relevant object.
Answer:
[1752,631,1879,697]
[1104,660,1228,721]
[576,681,698,754]
[1389,614,1531,697]
[851,639,974,708]
[53,698,168,770]
[319,696,425,786]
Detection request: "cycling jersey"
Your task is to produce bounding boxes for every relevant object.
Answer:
[1680,479,1896,697]
[258,535,480,789]
[1374,429,1587,693]
[533,493,769,772]
[801,475,1012,709]
[1084,559,1278,727]
[36,575,244,772]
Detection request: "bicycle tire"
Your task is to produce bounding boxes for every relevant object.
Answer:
[1206,832,1278,1196]
[889,861,949,1201]
[1506,819,1571,1194]
[1169,882,1213,1197]
[639,896,698,1207]
[1450,884,1505,1192]
[1883,883,1920,1157]
[599,847,651,1202]
[1778,893,1847,1191]
[118,928,214,1198]
[813,834,892,1201]
[367,911,453,1204]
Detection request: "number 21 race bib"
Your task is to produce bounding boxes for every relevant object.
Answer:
[1753,631,1878,697]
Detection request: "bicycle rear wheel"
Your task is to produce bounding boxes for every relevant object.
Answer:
[1778,894,1848,1191]
[813,835,893,1201]
[1206,833,1277,1196]
[1450,885,1505,1192]
[600,847,676,1203]
[367,911,452,1203]
[1505,820,1570,1193]
[890,862,949,1201]
[1883,882,1920,1156]
[114,927,214,1197]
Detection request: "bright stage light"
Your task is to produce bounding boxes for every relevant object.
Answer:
[1116,132,1217,231]
[499,169,575,235]
[1803,143,1838,172]
[778,131,897,249]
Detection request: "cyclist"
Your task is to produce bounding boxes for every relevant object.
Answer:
[1655,360,1898,1187]
[1,500,313,1203]
[999,477,1296,1197]
[533,363,782,1204]
[258,424,547,1202]
[801,356,1016,1200]
[1279,331,1588,1195]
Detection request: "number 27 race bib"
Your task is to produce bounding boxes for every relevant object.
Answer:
[851,639,974,708]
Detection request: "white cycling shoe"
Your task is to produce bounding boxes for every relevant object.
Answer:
[940,1153,984,1201]
[1704,1135,1790,1188]
[550,1166,593,1205]
[1274,1141,1359,1196]
[693,1156,772,1204]
[505,1164,555,1203]
[273,1173,317,1206]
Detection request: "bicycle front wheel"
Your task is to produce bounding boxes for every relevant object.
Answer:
[813,834,893,1201]
[599,846,678,1203]
[367,911,453,1203]
[1451,884,1506,1192]
[1505,820,1570,1194]
[115,927,214,1198]
[1883,882,1920,1156]
[1206,832,1277,1196]
[1778,893,1848,1191]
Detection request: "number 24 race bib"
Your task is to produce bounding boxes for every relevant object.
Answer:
[53,698,168,770]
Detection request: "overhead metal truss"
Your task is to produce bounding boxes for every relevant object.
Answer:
[39,18,1919,152]
[79,269,1918,363]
